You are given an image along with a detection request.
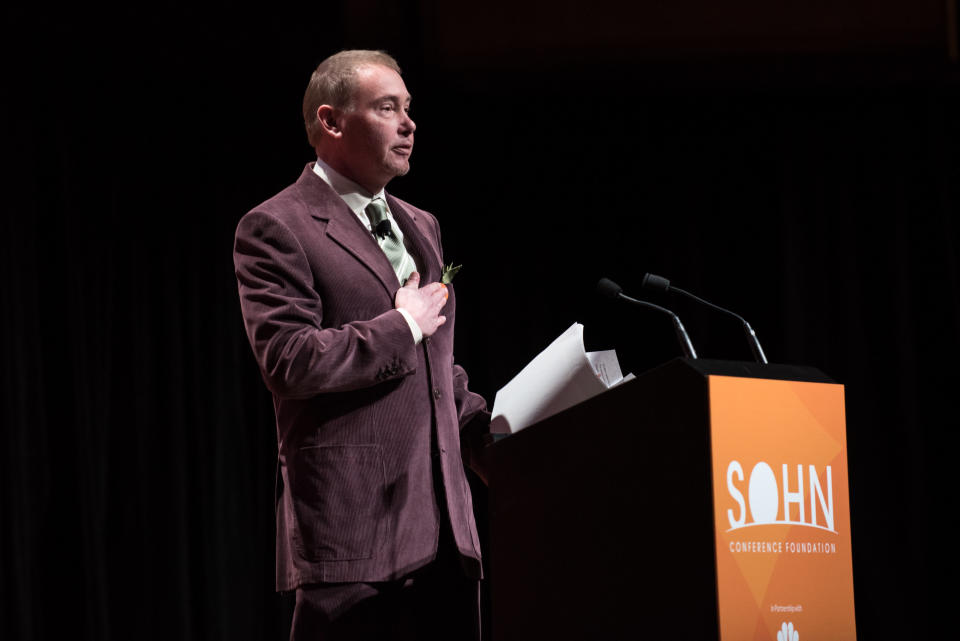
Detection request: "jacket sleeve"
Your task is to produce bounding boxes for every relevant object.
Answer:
[233,209,418,399]
[452,362,488,430]
[453,361,492,481]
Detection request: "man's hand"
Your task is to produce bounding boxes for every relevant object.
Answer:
[395,272,448,337]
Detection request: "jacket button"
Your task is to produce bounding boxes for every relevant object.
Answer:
[433,388,441,400]
[424,336,431,345]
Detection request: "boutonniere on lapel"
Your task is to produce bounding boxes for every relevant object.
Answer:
[441,263,462,285]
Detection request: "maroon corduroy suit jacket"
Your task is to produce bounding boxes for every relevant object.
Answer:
[233,164,487,590]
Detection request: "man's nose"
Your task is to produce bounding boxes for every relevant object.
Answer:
[401,111,416,134]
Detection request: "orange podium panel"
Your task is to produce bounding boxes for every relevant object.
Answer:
[709,375,857,641]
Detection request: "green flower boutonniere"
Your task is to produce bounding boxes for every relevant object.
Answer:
[441,263,462,285]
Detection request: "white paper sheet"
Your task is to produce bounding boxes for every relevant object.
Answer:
[490,323,632,434]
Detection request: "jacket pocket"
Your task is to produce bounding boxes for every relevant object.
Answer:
[289,444,386,561]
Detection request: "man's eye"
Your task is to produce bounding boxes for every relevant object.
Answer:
[380,104,395,112]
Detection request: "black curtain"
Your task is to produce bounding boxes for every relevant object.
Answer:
[2,4,954,640]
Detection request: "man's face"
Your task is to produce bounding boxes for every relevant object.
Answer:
[336,64,415,193]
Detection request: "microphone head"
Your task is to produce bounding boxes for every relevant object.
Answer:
[373,219,392,238]
[642,273,671,292]
[596,277,623,299]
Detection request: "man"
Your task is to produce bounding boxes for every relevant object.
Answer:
[233,50,489,640]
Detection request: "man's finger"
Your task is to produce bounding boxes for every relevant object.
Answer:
[404,271,421,288]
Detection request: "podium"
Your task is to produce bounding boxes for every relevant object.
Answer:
[485,358,856,641]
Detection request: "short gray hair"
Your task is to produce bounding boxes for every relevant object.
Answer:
[302,50,402,148]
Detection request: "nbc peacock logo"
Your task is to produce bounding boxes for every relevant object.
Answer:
[777,621,799,641]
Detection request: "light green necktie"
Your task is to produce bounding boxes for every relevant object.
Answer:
[365,198,415,283]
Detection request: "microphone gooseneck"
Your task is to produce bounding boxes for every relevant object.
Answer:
[641,272,768,364]
[596,278,698,360]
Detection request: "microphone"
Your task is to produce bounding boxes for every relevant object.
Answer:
[641,273,768,364]
[596,278,698,359]
[373,219,392,239]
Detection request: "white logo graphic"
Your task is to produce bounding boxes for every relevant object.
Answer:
[777,621,799,641]
[726,460,836,533]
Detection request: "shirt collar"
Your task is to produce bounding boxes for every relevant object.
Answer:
[312,157,387,217]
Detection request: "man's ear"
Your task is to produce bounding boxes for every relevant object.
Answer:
[316,105,342,138]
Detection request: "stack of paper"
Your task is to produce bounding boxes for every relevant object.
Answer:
[490,323,634,434]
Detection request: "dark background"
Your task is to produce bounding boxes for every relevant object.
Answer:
[2,1,956,639]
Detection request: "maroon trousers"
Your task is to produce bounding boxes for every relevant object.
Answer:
[289,528,480,641]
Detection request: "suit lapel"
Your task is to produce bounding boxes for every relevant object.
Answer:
[293,164,444,293]
[296,166,400,295]
[387,194,442,283]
